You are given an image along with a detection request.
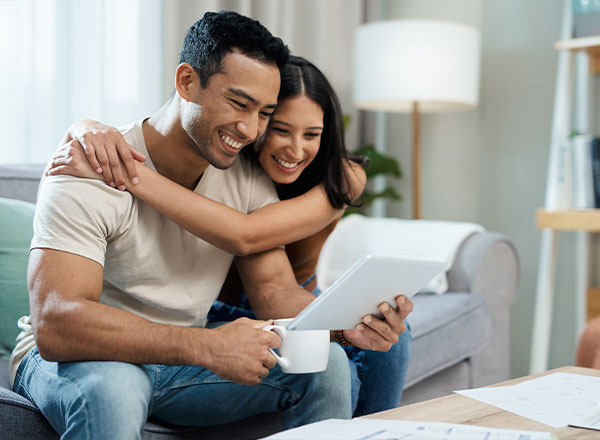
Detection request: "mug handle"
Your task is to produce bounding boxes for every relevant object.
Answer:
[263,325,291,370]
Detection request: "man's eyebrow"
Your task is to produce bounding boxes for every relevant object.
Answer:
[228,88,277,109]
[272,119,323,130]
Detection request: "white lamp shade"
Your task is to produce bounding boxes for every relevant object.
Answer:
[354,20,481,113]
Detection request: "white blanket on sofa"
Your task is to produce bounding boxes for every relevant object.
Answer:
[316,215,485,294]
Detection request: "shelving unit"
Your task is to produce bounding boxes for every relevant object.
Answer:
[555,36,600,73]
[537,209,600,231]
[531,7,600,373]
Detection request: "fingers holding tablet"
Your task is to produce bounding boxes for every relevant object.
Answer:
[350,295,413,352]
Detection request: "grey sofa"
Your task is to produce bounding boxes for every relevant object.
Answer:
[0,163,519,439]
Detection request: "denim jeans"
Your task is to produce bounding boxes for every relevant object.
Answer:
[208,279,411,417]
[13,339,351,440]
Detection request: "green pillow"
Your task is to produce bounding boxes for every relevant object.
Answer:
[0,197,35,358]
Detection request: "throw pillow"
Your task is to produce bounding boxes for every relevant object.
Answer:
[0,197,35,358]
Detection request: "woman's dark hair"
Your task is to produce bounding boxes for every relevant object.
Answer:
[253,56,360,209]
[179,11,290,88]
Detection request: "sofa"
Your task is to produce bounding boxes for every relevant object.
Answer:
[0,163,519,439]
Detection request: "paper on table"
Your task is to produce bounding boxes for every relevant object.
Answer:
[569,401,600,431]
[456,372,600,428]
[261,418,553,440]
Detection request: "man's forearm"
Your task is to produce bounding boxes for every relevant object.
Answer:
[250,285,315,320]
[33,296,211,366]
[249,286,351,344]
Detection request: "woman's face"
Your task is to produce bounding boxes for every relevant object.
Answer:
[258,94,324,184]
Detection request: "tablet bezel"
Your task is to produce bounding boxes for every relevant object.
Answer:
[288,255,445,331]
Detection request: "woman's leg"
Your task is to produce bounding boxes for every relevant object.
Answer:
[206,299,256,323]
[344,326,411,417]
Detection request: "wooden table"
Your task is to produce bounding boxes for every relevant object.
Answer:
[364,366,600,439]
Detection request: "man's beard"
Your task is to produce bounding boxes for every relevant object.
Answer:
[183,103,237,170]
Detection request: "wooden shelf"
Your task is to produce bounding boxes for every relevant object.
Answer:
[555,36,600,74]
[537,209,600,231]
[588,287,600,321]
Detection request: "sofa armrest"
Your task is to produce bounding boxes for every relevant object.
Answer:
[448,232,519,300]
[447,231,520,386]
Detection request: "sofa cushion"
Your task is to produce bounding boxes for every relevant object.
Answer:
[0,164,46,203]
[0,198,35,358]
[405,292,490,388]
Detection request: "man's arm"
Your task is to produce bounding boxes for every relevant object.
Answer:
[28,248,279,384]
[236,248,315,320]
[236,248,412,352]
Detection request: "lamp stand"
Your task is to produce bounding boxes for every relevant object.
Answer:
[372,111,387,217]
[412,101,421,220]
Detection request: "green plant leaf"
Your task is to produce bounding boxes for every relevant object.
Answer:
[343,114,403,214]
[361,187,402,204]
[344,114,352,132]
[353,144,402,179]
[342,207,364,217]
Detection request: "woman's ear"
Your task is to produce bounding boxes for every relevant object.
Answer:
[175,63,198,102]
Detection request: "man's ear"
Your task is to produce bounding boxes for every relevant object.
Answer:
[175,63,199,102]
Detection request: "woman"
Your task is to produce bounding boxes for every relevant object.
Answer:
[48,56,410,416]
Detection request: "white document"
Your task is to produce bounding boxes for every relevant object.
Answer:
[569,401,600,431]
[261,418,552,440]
[456,372,600,428]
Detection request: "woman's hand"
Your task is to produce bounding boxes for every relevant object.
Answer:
[46,140,104,180]
[69,120,146,190]
[342,295,413,352]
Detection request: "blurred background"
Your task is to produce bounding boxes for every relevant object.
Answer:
[1,0,598,379]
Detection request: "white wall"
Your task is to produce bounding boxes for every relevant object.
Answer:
[379,0,580,378]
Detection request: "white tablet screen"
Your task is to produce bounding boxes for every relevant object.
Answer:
[288,255,445,331]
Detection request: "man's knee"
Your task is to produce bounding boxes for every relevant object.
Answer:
[75,362,151,414]
[16,356,153,439]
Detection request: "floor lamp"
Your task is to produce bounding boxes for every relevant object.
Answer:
[354,20,481,219]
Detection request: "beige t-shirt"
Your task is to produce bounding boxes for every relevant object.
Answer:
[9,119,279,385]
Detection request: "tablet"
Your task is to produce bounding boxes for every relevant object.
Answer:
[288,255,445,331]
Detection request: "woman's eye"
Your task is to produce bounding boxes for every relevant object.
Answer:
[305,132,320,138]
[272,127,288,134]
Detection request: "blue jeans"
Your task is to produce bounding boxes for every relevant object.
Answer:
[13,338,351,439]
[208,279,411,417]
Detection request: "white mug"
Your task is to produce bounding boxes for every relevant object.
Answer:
[263,318,330,374]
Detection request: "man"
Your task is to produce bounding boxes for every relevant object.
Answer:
[10,11,412,439]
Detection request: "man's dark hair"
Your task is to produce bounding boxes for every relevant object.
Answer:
[179,10,290,88]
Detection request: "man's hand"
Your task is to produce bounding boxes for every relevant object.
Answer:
[342,295,413,351]
[204,318,281,385]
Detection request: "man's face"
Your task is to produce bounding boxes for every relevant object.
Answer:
[181,51,281,169]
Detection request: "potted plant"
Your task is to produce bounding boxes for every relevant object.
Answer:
[345,116,402,216]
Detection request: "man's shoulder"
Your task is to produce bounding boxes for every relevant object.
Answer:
[33,176,135,266]
[214,155,274,191]
[198,154,277,213]
[39,174,132,203]
[37,175,134,224]
[118,119,146,152]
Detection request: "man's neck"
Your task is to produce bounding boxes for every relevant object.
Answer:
[142,99,209,190]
